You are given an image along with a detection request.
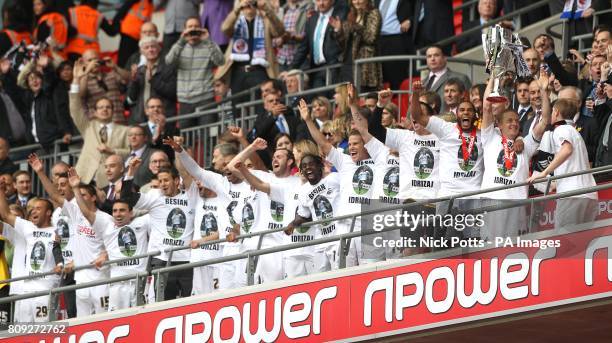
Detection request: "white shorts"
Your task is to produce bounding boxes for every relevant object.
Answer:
[76,283,109,317]
[313,244,339,273]
[109,280,137,311]
[255,252,284,284]
[14,295,50,322]
[284,255,314,279]
[219,259,247,290]
[192,265,220,295]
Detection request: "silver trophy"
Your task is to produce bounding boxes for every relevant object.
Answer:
[482,25,530,103]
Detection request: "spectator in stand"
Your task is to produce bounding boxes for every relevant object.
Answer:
[376,0,413,90]
[17,56,72,151]
[364,92,378,113]
[381,102,398,128]
[458,0,505,53]
[0,63,29,147]
[291,0,347,88]
[98,154,125,214]
[0,2,32,56]
[33,0,69,61]
[70,59,130,188]
[144,97,180,162]
[311,96,332,125]
[157,0,200,54]
[254,92,308,159]
[419,90,442,115]
[412,0,454,55]
[124,126,154,187]
[139,150,170,192]
[469,83,486,116]
[114,0,154,68]
[284,69,308,111]
[533,34,555,60]
[330,0,382,91]
[53,61,78,138]
[166,16,224,128]
[77,49,129,124]
[580,55,607,118]
[127,36,177,124]
[275,0,310,72]
[422,45,471,106]
[65,0,119,59]
[594,72,612,167]
[0,174,17,203]
[0,138,18,175]
[522,78,545,135]
[442,78,466,115]
[200,0,234,53]
[12,170,34,208]
[514,78,533,134]
[50,160,70,181]
[124,22,160,75]
[213,77,235,124]
[523,48,541,77]
[216,0,285,103]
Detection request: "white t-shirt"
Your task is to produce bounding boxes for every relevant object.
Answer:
[191,194,227,263]
[426,116,484,197]
[176,151,250,254]
[481,125,540,199]
[246,171,301,249]
[551,125,597,199]
[384,129,440,200]
[364,138,401,204]
[326,147,375,231]
[52,207,74,262]
[296,173,341,251]
[3,222,25,294]
[92,213,151,277]
[133,184,198,262]
[62,199,109,283]
[4,218,60,292]
[269,175,308,256]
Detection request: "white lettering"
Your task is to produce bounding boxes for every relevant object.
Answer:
[213,306,241,343]
[185,312,212,343]
[363,277,393,326]
[283,292,311,339]
[395,273,424,321]
[243,298,281,343]
[500,253,529,300]
[425,267,455,314]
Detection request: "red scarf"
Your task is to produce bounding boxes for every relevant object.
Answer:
[457,124,477,165]
[501,135,515,172]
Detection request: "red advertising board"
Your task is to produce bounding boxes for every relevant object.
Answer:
[3,223,611,343]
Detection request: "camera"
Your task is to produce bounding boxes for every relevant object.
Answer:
[188,29,201,37]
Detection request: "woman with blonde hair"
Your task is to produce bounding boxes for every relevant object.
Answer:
[312,96,332,124]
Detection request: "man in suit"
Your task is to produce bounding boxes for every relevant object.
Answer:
[144,97,180,162]
[376,0,414,90]
[254,92,308,155]
[457,0,498,53]
[291,0,348,88]
[412,0,454,55]
[422,45,471,105]
[12,171,35,208]
[514,78,534,136]
[125,126,154,187]
[98,154,125,214]
[70,61,130,188]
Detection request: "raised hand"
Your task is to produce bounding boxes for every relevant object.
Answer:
[328,16,341,32]
[378,89,392,107]
[0,58,10,75]
[73,58,86,79]
[298,98,310,121]
[536,66,550,90]
[412,80,423,95]
[227,126,244,141]
[568,49,585,64]
[251,137,268,151]
[67,167,81,188]
[347,83,357,105]
[128,157,142,176]
[27,153,44,173]
[162,136,183,152]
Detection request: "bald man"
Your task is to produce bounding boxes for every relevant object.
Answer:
[78,49,130,123]
[522,48,540,77]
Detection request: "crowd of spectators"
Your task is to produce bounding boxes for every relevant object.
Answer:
[0,0,610,325]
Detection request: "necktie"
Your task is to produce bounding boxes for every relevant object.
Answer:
[100,125,108,144]
[519,108,527,121]
[313,14,325,65]
[276,116,287,134]
[107,184,115,201]
[425,74,436,90]
[21,199,26,207]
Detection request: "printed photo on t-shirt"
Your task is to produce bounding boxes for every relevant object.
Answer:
[166,208,187,239]
[118,226,137,257]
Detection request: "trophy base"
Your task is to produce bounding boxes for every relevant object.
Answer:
[487,93,508,103]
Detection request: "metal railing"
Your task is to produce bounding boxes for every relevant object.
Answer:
[1,163,611,322]
[353,55,486,93]
[545,8,612,55]
[423,0,552,54]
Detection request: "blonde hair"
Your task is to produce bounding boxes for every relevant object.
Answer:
[334,83,350,118]
[293,139,320,165]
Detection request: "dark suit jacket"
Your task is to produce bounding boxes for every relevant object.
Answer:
[291,7,348,69]
[148,124,180,162]
[254,109,309,149]
[14,193,35,207]
[127,59,178,125]
[457,18,482,53]
[517,106,534,136]
[132,146,155,187]
[412,0,454,52]
[423,68,472,110]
